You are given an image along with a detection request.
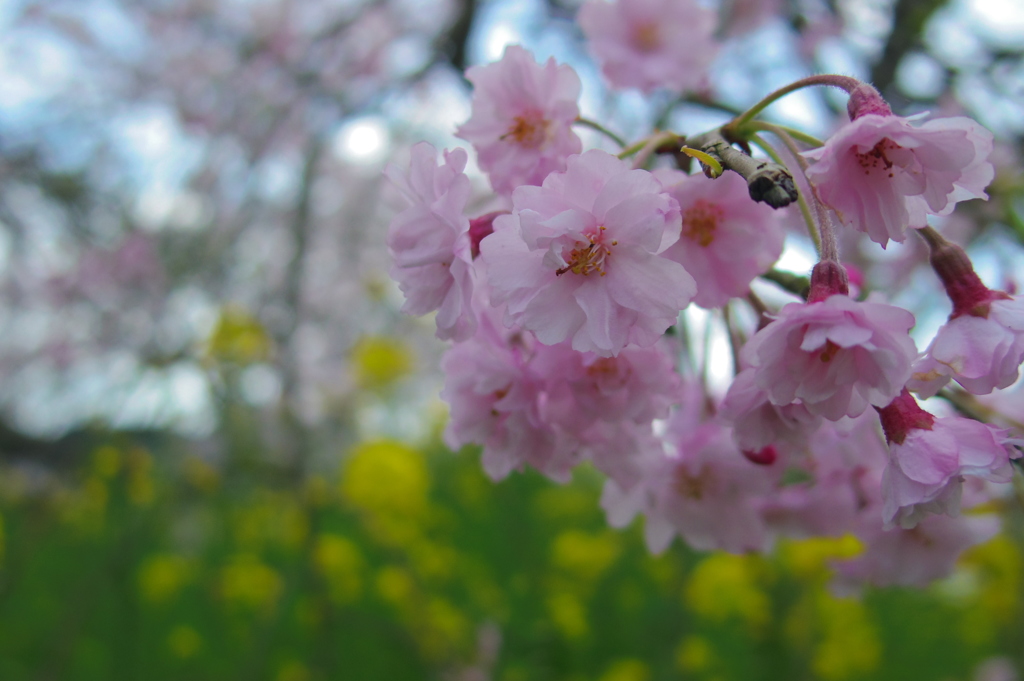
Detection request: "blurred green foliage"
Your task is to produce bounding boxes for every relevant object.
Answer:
[0,425,1022,681]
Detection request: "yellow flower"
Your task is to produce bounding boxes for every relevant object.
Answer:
[547,592,589,640]
[778,535,863,580]
[418,597,471,659]
[350,335,413,390]
[231,493,308,552]
[220,554,283,613]
[675,636,714,673]
[205,305,273,365]
[684,554,770,632]
[407,537,459,582]
[550,530,621,584]
[312,534,364,604]
[343,440,429,515]
[599,659,650,681]
[810,595,881,681]
[303,475,331,507]
[276,660,310,681]
[138,554,193,604]
[342,440,431,545]
[183,455,220,493]
[167,625,202,659]
[376,566,415,606]
[92,446,121,478]
[61,477,109,533]
[952,535,1024,646]
[963,535,1022,624]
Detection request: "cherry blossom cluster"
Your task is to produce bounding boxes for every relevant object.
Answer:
[385,0,1020,590]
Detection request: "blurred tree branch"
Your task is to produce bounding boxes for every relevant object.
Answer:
[439,0,478,73]
[871,0,950,99]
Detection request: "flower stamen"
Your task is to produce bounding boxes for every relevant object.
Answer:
[819,339,841,363]
[856,138,901,178]
[501,111,550,149]
[631,22,661,53]
[556,233,614,277]
[682,199,724,247]
[675,464,712,500]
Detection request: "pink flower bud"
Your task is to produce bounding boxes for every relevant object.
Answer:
[875,388,935,445]
[845,82,893,120]
[743,445,778,466]
[926,236,1009,318]
[469,211,507,259]
[807,260,850,303]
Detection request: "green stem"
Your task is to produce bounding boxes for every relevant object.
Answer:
[755,123,812,172]
[761,269,810,299]
[755,123,842,263]
[749,133,821,255]
[739,121,824,148]
[728,74,863,131]
[654,93,743,130]
[939,388,1024,432]
[722,302,743,377]
[631,130,682,170]
[574,117,627,148]
[1004,206,1024,245]
[617,139,648,159]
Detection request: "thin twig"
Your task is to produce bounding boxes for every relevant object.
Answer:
[686,129,798,208]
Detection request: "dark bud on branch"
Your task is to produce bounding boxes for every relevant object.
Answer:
[748,166,799,208]
[687,130,799,209]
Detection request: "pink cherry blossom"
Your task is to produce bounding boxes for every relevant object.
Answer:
[759,415,886,540]
[441,311,582,483]
[656,169,785,308]
[718,0,783,37]
[531,340,681,487]
[804,113,994,246]
[480,149,696,356]
[909,296,1024,397]
[741,294,917,420]
[881,415,1018,529]
[534,341,681,429]
[577,0,718,94]
[441,293,681,484]
[456,45,582,195]
[719,368,822,455]
[601,392,777,554]
[583,420,667,490]
[385,142,476,341]
[535,342,681,487]
[833,512,1000,591]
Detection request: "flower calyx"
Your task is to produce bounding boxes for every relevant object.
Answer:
[921,227,1010,319]
[807,260,850,303]
[846,82,893,120]
[875,389,936,445]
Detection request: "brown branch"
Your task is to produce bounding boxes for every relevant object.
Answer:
[686,129,799,208]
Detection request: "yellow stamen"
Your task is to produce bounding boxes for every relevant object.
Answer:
[631,22,661,53]
[555,232,615,277]
[502,112,550,149]
[683,200,724,247]
[819,340,841,363]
